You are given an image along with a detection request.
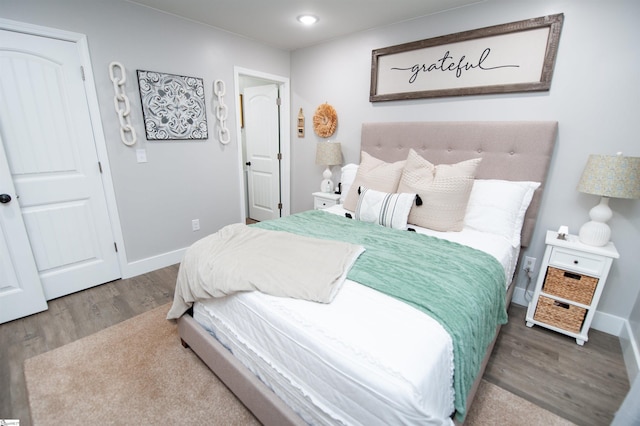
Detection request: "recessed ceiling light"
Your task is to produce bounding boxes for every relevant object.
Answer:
[297,15,318,25]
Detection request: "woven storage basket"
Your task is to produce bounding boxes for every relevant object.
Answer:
[534,295,586,333]
[543,267,598,305]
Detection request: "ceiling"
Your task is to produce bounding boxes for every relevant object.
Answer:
[127,0,484,50]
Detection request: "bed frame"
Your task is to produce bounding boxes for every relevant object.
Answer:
[177,121,558,425]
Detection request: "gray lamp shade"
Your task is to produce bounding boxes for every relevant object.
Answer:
[577,153,640,246]
[315,141,342,193]
[577,154,640,199]
[315,141,343,166]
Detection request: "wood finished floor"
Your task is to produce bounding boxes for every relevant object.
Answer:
[0,264,630,425]
[485,306,629,425]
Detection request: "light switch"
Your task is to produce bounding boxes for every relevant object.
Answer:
[136,148,147,163]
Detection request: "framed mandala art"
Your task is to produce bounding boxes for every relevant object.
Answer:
[137,70,208,140]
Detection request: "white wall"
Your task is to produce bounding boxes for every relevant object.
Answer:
[1,0,290,273]
[290,0,640,332]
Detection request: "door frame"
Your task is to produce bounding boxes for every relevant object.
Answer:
[233,66,290,221]
[0,18,126,275]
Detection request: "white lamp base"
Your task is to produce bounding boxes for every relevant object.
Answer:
[320,167,334,193]
[579,196,612,246]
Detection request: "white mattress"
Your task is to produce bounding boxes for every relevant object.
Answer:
[193,206,518,425]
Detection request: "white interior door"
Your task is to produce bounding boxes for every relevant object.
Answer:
[244,84,280,222]
[0,133,48,323]
[0,28,120,302]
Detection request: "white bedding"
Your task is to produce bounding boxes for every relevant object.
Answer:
[326,205,519,286]
[193,206,519,425]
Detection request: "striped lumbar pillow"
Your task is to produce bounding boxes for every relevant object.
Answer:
[354,187,415,230]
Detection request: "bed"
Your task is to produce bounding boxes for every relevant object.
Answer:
[170,121,558,425]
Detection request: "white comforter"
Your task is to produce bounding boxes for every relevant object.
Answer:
[191,205,518,425]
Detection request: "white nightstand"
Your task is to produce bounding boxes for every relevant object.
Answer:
[525,230,619,345]
[313,191,341,210]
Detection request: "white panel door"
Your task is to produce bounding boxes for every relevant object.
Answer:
[0,134,48,323]
[244,84,280,222]
[0,29,120,301]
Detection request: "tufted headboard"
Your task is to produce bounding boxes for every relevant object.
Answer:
[360,121,558,248]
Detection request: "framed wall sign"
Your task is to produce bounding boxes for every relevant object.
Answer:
[137,70,208,140]
[370,13,564,102]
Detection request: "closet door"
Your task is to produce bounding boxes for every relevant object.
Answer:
[0,26,120,308]
[0,134,48,323]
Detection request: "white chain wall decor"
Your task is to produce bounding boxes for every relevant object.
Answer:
[214,79,230,145]
[109,61,137,146]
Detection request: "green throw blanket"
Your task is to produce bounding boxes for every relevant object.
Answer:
[255,210,508,420]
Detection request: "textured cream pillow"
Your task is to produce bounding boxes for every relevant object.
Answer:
[398,149,481,231]
[343,152,406,211]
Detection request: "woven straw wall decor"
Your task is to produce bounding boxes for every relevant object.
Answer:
[313,103,337,138]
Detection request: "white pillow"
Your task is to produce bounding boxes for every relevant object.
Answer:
[464,179,541,247]
[354,187,415,230]
[339,163,359,203]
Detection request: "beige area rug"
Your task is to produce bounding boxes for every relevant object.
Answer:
[25,303,572,425]
[25,304,259,425]
[466,381,574,426]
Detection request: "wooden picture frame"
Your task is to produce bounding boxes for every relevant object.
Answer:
[370,13,564,102]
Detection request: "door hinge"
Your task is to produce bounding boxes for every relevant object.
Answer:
[276,97,281,106]
[80,66,86,81]
[278,202,283,210]
[114,242,118,252]
[277,153,282,160]
[98,161,103,173]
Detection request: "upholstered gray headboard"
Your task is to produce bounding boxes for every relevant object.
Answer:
[360,121,558,247]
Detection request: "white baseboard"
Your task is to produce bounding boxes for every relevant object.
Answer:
[511,286,532,310]
[512,286,639,382]
[120,248,186,279]
[620,322,640,382]
[591,310,625,336]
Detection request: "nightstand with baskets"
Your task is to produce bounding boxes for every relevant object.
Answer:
[525,230,619,345]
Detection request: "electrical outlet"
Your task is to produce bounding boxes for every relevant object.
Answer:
[523,256,536,272]
[191,219,200,231]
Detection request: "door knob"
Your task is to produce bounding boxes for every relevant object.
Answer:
[0,194,11,204]
[245,162,251,166]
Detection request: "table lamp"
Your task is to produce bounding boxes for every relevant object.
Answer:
[576,152,640,246]
[315,141,342,193]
